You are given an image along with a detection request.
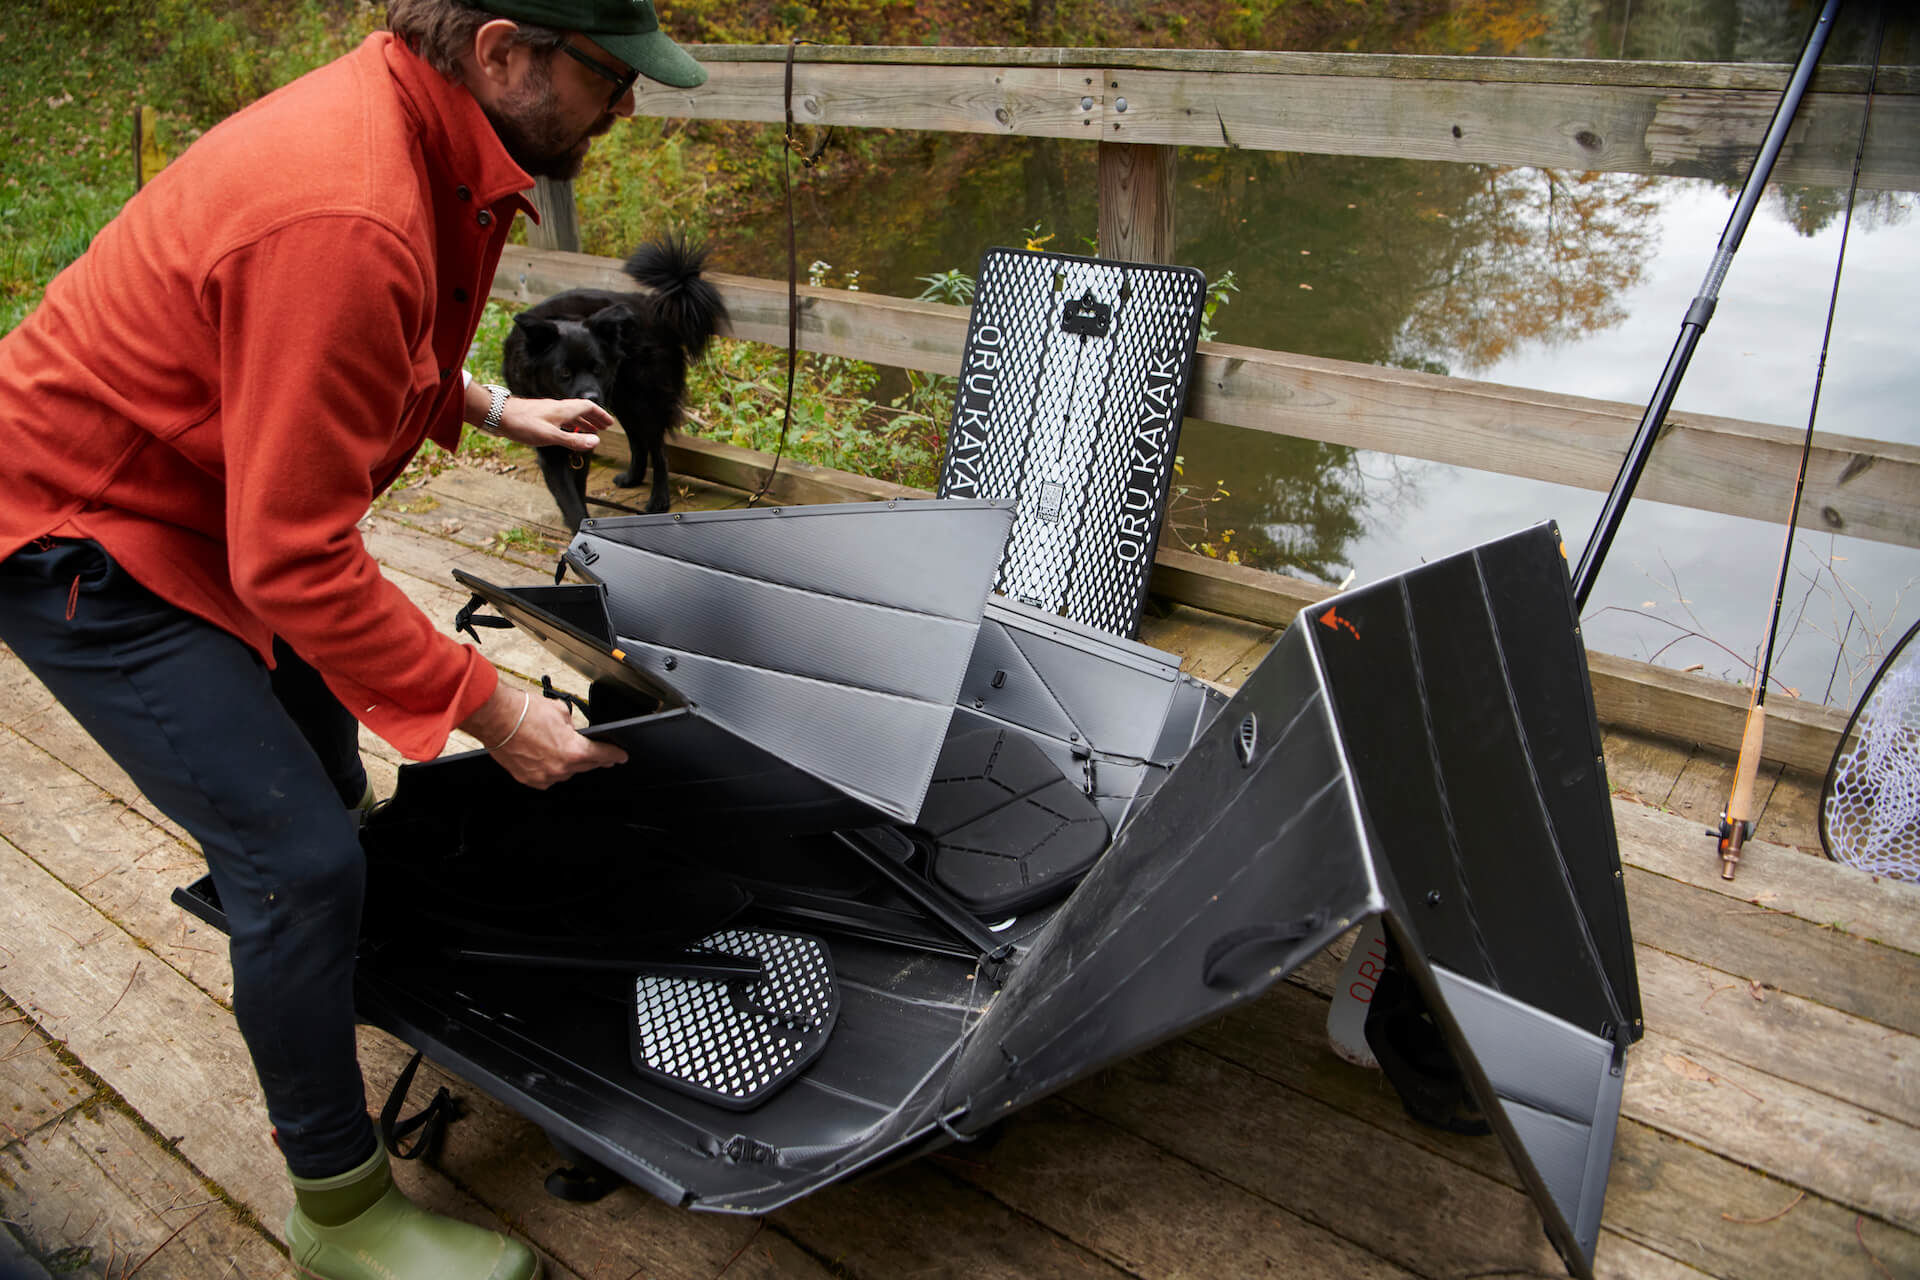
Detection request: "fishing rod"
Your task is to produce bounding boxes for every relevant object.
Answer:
[1565,0,1843,880]
[1716,4,1887,881]
[1569,0,1842,608]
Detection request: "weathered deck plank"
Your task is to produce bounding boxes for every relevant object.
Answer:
[1632,947,1918,1129]
[1061,1040,1692,1279]
[1602,727,1685,796]
[1191,983,1920,1280]
[0,995,86,1143]
[1613,802,1920,954]
[1,1100,294,1279]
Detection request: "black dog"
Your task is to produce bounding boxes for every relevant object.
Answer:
[502,236,726,531]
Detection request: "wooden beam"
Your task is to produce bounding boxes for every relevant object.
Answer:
[683,45,1920,95]
[633,50,1920,189]
[1097,141,1176,263]
[526,177,581,253]
[489,248,1920,551]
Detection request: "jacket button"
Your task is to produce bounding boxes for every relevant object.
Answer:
[455,185,472,201]
[454,287,470,302]
[440,368,453,379]
[476,210,493,227]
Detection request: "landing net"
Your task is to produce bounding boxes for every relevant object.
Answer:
[1822,618,1920,883]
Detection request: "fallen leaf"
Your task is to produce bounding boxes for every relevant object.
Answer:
[439,518,465,535]
[1299,283,1313,291]
[1748,981,1767,1003]
[1663,1052,1716,1084]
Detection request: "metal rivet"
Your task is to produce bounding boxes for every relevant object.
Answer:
[1080,96,1093,111]
[1426,890,1442,906]
[1114,97,1128,112]
[664,655,678,671]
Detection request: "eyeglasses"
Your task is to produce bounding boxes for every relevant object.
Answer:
[559,40,640,111]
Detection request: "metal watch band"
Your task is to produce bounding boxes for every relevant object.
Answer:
[479,383,510,436]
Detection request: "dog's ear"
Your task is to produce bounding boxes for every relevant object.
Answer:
[586,302,639,345]
[512,313,562,355]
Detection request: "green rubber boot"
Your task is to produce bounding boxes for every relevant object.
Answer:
[285,1146,540,1280]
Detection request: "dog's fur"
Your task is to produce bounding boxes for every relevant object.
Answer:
[502,236,726,531]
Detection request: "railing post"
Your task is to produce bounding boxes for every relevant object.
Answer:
[1097,141,1176,263]
[527,177,582,253]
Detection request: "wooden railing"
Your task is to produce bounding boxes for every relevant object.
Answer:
[496,45,1920,762]
[636,46,1920,189]
[493,249,1920,552]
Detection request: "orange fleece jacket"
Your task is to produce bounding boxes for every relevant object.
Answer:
[0,34,537,760]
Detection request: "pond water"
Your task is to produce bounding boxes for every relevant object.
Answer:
[701,5,1918,713]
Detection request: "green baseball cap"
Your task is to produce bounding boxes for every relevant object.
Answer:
[477,0,707,89]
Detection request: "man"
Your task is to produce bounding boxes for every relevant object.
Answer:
[0,2,707,1276]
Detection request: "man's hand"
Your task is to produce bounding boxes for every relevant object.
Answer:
[494,395,615,453]
[460,684,627,789]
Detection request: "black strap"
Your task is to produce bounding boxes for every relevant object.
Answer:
[541,673,590,719]
[453,593,514,645]
[378,1050,460,1162]
[1362,942,1489,1137]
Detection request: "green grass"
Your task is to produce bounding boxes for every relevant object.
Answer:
[3,2,965,498]
[2,3,379,335]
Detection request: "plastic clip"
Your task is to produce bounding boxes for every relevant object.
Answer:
[453,593,514,645]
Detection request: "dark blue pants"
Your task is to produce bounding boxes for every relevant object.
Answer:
[0,539,377,1177]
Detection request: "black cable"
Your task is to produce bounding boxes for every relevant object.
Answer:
[738,38,813,508]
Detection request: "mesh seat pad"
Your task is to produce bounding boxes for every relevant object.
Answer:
[630,928,839,1111]
[937,248,1205,638]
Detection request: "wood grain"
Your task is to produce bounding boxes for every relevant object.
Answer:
[630,51,1920,188]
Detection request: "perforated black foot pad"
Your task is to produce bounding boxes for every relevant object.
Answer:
[920,726,1111,915]
[629,929,838,1111]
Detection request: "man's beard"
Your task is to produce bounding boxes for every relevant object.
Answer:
[483,61,614,182]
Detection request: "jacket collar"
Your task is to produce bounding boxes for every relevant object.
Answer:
[374,32,539,218]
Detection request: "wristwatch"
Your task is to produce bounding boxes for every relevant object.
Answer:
[478,383,511,436]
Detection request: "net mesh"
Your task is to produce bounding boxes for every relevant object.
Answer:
[1822,624,1920,883]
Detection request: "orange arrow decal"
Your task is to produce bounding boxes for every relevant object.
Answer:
[1319,607,1361,640]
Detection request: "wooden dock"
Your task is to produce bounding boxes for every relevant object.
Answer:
[2,455,1916,1280]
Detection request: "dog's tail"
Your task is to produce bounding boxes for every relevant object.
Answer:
[624,234,728,360]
